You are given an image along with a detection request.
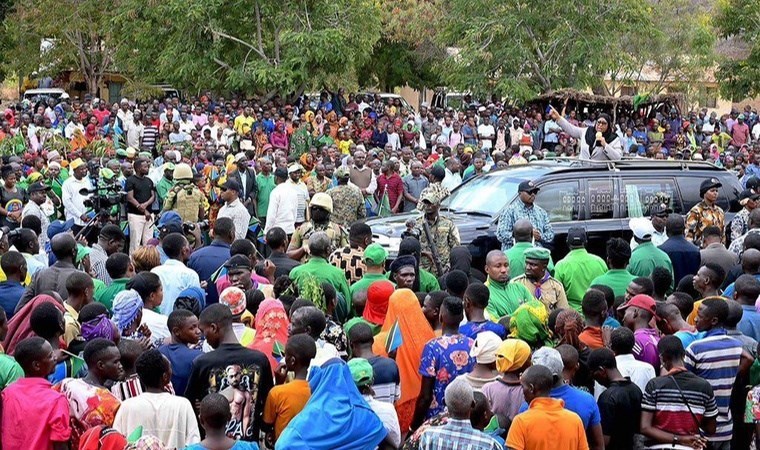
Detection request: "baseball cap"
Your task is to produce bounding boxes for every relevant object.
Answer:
[531,347,563,377]
[363,243,388,265]
[629,217,655,240]
[47,219,74,239]
[287,163,304,174]
[566,227,586,246]
[27,182,50,193]
[221,179,242,193]
[747,176,760,192]
[518,180,539,193]
[162,162,176,172]
[617,294,657,317]
[348,358,374,387]
[224,254,252,271]
[419,189,442,206]
[219,286,247,316]
[699,178,722,197]
[739,189,760,205]
[334,166,350,179]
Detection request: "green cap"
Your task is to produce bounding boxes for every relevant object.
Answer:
[363,243,388,265]
[116,149,128,157]
[335,166,350,179]
[138,151,152,159]
[524,247,551,261]
[348,358,374,387]
[99,168,115,179]
[76,244,92,264]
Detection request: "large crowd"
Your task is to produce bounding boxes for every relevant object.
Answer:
[1,89,760,450]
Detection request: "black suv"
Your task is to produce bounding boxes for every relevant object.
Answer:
[368,160,743,267]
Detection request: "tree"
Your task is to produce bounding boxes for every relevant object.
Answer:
[5,0,118,95]
[113,0,382,98]
[439,0,652,102]
[714,0,760,101]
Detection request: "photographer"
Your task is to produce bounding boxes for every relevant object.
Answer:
[126,157,156,253]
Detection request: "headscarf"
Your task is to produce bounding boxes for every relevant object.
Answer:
[396,237,422,292]
[176,286,206,309]
[469,331,502,364]
[276,358,387,449]
[79,426,127,450]
[508,299,551,349]
[174,287,204,315]
[584,113,617,148]
[249,299,289,374]
[495,339,531,373]
[3,294,62,355]
[372,288,435,432]
[112,289,144,334]
[81,314,118,342]
[362,281,394,326]
[447,245,486,283]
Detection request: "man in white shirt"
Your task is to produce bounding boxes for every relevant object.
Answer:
[603,326,655,395]
[217,179,251,241]
[116,98,133,127]
[349,358,401,448]
[64,115,85,139]
[477,116,495,150]
[442,158,463,192]
[124,112,145,149]
[264,168,298,235]
[151,233,201,315]
[287,164,310,225]
[61,158,92,231]
[22,182,52,249]
[178,111,196,134]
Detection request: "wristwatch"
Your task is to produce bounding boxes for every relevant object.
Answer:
[672,435,679,447]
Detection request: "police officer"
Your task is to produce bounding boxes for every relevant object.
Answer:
[287,192,347,262]
[685,177,725,246]
[162,163,206,223]
[415,188,460,277]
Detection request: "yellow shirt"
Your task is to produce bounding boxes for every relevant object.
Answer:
[0,267,31,285]
[234,115,255,136]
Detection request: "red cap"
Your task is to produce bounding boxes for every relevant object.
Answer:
[617,294,657,317]
[363,281,395,325]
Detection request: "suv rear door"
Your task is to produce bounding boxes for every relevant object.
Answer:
[533,178,582,258]
[584,176,624,257]
[619,176,682,239]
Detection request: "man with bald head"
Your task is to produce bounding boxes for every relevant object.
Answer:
[16,234,79,311]
[483,249,535,319]
[505,219,554,278]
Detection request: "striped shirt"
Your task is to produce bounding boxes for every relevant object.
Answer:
[419,418,503,450]
[685,328,742,442]
[641,370,718,450]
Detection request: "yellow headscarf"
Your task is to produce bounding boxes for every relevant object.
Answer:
[495,338,531,373]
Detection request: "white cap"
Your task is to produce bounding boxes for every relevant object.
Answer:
[629,217,655,240]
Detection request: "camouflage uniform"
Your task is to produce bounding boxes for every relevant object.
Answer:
[306,176,331,196]
[415,214,460,277]
[162,181,205,223]
[685,200,725,246]
[416,182,450,211]
[327,184,366,227]
[288,221,348,262]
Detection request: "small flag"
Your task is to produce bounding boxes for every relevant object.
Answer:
[127,425,143,443]
[272,341,286,360]
[385,319,403,353]
[376,190,391,218]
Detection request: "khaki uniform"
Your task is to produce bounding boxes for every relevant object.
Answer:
[163,182,205,223]
[415,214,460,277]
[288,221,348,262]
[685,200,725,246]
[510,274,569,311]
[328,184,366,227]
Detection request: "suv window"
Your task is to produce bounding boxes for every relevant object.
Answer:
[622,179,680,218]
[535,181,580,222]
[676,176,732,212]
[441,175,519,215]
[588,179,614,219]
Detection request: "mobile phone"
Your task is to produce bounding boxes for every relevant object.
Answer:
[545,105,552,115]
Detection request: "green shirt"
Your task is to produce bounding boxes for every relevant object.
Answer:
[156,177,174,202]
[484,277,536,320]
[590,269,636,299]
[256,173,276,219]
[0,354,23,390]
[627,242,675,290]
[290,257,352,321]
[554,249,608,312]
[350,273,393,298]
[505,242,554,278]
[94,277,129,312]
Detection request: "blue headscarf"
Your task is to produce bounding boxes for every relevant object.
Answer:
[111,289,144,333]
[177,286,206,310]
[276,358,387,449]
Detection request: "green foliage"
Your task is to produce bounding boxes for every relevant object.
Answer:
[300,275,326,312]
[715,0,760,101]
[439,0,652,101]
[359,39,442,91]
[113,0,382,96]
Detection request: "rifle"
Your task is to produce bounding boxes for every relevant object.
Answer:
[421,219,445,276]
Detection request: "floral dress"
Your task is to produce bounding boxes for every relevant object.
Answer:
[419,334,476,418]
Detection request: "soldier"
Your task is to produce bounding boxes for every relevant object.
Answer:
[327,166,365,227]
[162,163,206,223]
[287,192,348,262]
[686,178,725,246]
[414,188,460,277]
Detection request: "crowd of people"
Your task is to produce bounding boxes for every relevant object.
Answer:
[0,89,760,450]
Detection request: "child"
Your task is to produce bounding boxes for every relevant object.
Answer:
[186,393,260,450]
[1,336,71,449]
[262,334,316,445]
[110,339,145,401]
[481,339,531,426]
[158,308,202,397]
[460,283,507,339]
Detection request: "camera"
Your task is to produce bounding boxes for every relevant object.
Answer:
[183,220,210,233]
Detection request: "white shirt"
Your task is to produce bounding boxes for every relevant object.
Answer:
[477,124,495,149]
[61,176,92,226]
[594,353,656,399]
[753,123,760,142]
[179,119,195,134]
[387,132,401,150]
[290,180,310,223]
[701,121,715,135]
[364,394,401,448]
[64,122,84,139]
[442,169,462,192]
[152,260,201,315]
[124,121,144,148]
[22,200,50,248]
[265,182,299,234]
[630,227,667,250]
[113,392,200,450]
[218,199,251,240]
[141,308,170,343]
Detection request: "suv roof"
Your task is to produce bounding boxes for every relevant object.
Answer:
[516,158,726,175]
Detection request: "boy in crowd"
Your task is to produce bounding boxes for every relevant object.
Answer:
[159,308,203,397]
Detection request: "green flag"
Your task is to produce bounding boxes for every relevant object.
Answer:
[376,190,391,218]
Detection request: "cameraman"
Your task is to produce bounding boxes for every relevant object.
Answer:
[126,157,156,254]
[154,212,203,264]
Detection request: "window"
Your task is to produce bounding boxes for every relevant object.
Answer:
[588,179,614,219]
[534,181,580,222]
[442,175,519,215]
[108,82,123,105]
[621,179,680,218]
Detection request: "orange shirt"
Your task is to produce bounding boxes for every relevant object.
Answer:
[578,326,605,350]
[506,397,589,450]
[263,379,311,439]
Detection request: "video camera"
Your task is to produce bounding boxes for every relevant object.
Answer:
[183,220,210,234]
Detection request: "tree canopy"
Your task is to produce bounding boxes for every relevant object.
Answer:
[714,0,760,101]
